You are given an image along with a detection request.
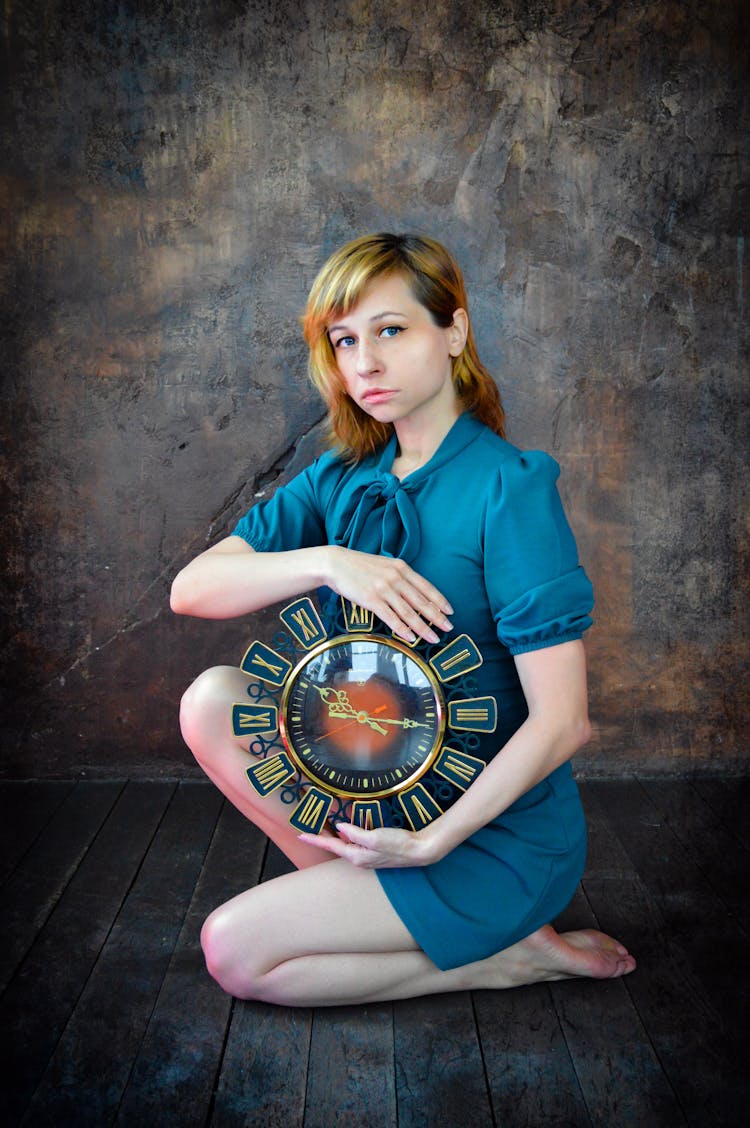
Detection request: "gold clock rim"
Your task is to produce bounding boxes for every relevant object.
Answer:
[278,632,447,799]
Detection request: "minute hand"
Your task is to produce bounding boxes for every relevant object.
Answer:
[372,716,431,729]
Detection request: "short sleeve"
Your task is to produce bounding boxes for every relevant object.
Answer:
[233,457,334,551]
[483,451,593,655]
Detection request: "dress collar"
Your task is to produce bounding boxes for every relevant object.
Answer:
[329,414,485,563]
[375,411,484,487]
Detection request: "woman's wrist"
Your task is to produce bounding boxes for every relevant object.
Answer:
[414,818,454,866]
[315,543,340,590]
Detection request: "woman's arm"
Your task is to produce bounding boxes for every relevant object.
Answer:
[170,536,330,619]
[301,639,591,866]
[170,536,453,642]
[418,638,591,858]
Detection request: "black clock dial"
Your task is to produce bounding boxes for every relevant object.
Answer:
[279,634,446,797]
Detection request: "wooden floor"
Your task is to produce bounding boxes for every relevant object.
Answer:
[1,777,748,1127]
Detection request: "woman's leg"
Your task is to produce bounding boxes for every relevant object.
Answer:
[200,858,636,1007]
[179,665,336,869]
[181,665,635,1006]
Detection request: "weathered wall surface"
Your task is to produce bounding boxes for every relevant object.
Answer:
[1,0,747,777]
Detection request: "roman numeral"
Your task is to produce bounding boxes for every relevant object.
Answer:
[430,634,483,682]
[246,752,296,796]
[433,746,485,790]
[280,597,327,649]
[448,697,498,733]
[350,800,385,829]
[397,784,444,829]
[231,704,279,736]
[342,598,374,632]
[240,641,292,687]
[288,787,333,834]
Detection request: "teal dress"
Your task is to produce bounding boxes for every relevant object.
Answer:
[233,413,592,971]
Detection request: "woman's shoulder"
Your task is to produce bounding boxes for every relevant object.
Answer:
[470,421,561,489]
[292,444,350,490]
[295,443,383,511]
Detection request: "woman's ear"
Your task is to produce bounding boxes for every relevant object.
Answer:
[448,308,469,356]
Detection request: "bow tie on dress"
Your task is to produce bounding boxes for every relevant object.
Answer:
[333,473,421,562]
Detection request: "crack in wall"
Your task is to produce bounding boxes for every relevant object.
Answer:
[46,605,166,691]
[39,410,328,699]
[206,410,327,541]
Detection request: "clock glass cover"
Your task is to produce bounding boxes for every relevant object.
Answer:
[279,634,446,798]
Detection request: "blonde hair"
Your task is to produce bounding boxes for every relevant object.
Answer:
[302,233,505,459]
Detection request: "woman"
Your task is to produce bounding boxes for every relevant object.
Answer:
[171,233,635,1005]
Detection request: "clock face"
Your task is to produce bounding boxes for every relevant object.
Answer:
[279,634,446,798]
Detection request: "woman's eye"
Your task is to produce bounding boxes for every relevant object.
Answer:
[380,325,403,338]
[334,335,356,348]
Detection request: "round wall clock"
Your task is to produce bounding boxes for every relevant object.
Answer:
[280,633,445,798]
[232,595,498,836]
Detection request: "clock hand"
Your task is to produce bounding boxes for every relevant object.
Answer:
[360,717,388,735]
[313,686,358,718]
[312,702,390,740]
[370,717,431,729]
[313,689,428,738]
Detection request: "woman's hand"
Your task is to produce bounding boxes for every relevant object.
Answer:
[297,821,444,869]
[323,546,452,644]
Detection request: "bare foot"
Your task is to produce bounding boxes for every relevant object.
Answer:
[523,925,636,981]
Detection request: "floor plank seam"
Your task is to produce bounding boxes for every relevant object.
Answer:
[0,781,75,892]
[552,885,602,1128]
[617,963,691,1127]
[114,783,226,1127]
[469,990,498,1127]
[1,780,129,998]
[205,994,238,1127]
[628,778,750,944]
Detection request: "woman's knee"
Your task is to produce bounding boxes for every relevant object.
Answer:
[200,902,267,1000]
[179,665,240,758]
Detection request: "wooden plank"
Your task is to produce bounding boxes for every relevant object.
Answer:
[212,1001,312,1127]
[638,777,750,932]
[0,781,174,1126]
[210,834,310,1127]
[213,839,394,1127]
[115,800,268,1127]
[0,780,123,991]
[261,839,295,881]
[582,781,750,1126]
[549,885,687,1127]
[474,981,592,1127]
[0,780,74,885]
[305,1004,396,1128]
[394,991,492,1127]
[21,781,223,1128]
[691,777,750,852]
[584,872,748,1127]
[588,780,750,1008]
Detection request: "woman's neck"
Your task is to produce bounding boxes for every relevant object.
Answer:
[390,404,462,480]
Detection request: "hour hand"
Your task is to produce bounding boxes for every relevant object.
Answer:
[361,717,388,735]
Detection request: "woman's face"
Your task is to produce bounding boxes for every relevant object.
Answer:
[327,272,467,430]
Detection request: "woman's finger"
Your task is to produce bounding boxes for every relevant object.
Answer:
[390,586,454,642]
[372,572,453,642]
[327,548,454,643]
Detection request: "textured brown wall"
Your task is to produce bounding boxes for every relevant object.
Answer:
[1,0,748,777]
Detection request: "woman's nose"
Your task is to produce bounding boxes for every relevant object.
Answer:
[355,338,381,376]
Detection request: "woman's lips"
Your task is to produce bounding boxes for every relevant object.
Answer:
[362,388,398,404]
